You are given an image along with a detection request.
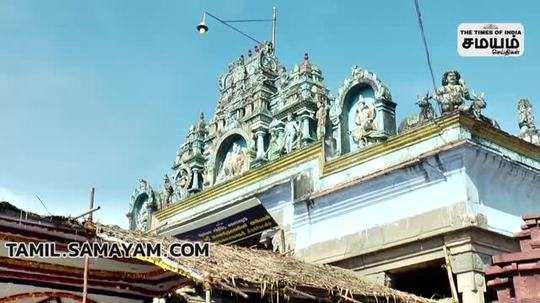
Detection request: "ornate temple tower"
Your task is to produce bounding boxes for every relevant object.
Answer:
[129,43,333,219]
[201,46,331,185]
[127,45,540,303]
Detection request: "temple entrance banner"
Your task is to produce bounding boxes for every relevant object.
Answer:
[173,198,278,244]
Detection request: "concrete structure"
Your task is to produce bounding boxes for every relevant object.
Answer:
[129,44,540,303]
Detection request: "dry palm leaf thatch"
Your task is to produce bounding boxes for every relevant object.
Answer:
[94,223,448,303]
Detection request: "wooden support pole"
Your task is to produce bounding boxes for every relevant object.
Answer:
[283,287,317,300]
[337,293,363,303]
[240,286,332,302]
[203,280,212,303]
[82,187,95,303]
[217,281,249,299]
[73,206,101,220]
[443,245,460,303]
[82,256,89,303]
[279,228,286,253]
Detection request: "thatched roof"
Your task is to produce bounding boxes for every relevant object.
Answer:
[0,201,448,302]
[95,223,446,303]
[0,201,86,231]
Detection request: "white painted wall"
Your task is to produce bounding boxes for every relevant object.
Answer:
[293,144,539,251]
[463,147,540,236]
[293,150,469,249]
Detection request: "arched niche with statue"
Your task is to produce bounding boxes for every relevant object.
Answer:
[211,130,254,184]
[328,66,396,156]
[127,179,156,231]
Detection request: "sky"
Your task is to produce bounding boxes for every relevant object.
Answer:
[0,1,538,228]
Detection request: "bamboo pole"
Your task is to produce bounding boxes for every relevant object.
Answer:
[283,287,317,300]
[337,293,363,303]
[73,206,101,220]
[279,228,286,253]
[82,256,89,303]
[443,245,459,303]
[217,281,249,299]
[82,187,95,303]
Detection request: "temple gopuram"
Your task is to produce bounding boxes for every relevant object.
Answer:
[128,42,540,303]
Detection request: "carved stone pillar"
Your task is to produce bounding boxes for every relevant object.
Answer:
[373,99,397,138]
[330,120,341,156]
[457,271,487,303]
[255,130,266,159]
[145,203,155,232]
[451,251,491,303]
[298,109,314,146]
[251,127,268,167]
[189,168,201,193]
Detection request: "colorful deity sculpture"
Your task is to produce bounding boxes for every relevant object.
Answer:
[266,120,286,161]
[434,70,471,114]
[351,98,377,148]
[417,92,436,123]
[517,98,539,145]
[283,114,300,153]
[518,98,536,133]
[315,95,328,140]
[160,174,174,207]
[216,142,249,182]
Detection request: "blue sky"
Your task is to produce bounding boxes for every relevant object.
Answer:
[0,1,538,227]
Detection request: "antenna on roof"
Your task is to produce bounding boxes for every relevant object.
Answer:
[34,194,53,217]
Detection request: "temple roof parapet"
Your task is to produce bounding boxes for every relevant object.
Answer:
[127,46,540,231]
[398,70,500,133]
